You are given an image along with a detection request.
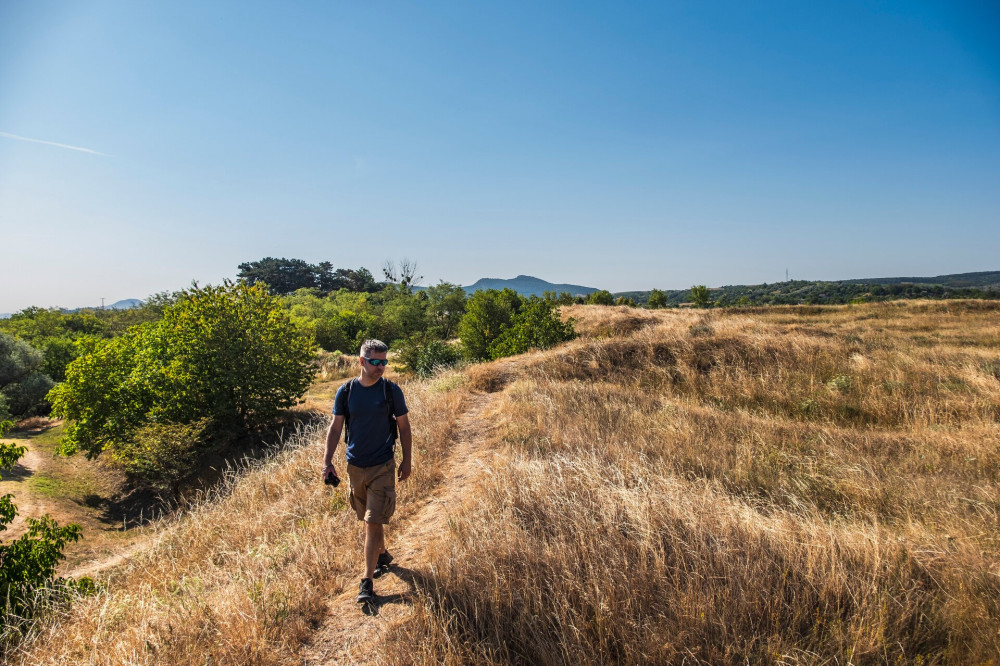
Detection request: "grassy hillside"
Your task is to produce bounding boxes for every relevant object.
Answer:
[14,300,1000,664]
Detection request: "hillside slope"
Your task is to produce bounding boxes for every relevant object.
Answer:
[16,300,1000,664]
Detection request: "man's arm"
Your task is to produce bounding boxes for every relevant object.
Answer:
[323,414,345,478]
[396,413,412,481]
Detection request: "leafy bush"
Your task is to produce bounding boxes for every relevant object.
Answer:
[585,290,614,305]
[458,289,521,361]
[689,284,711,308]
[460,291,575,361]
[487,298,576,360]
[424,282,467,338]
[647,289,667,309]
[49,282,315,483]
[0,333,55,418]
[109,419,210,494]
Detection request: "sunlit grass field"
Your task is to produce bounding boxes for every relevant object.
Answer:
[381,300,1000,664]
[13,300,1000,664]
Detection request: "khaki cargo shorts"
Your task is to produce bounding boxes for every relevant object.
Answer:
[346,458,397,524]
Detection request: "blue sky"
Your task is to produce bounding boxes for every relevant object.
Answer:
[1,0,998,311]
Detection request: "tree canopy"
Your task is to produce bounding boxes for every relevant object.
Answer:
[459,289,574,361]
[49,282,315,488]
[237,257,378,295]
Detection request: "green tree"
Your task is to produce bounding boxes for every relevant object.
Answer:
[647,289,667,309]
[487,297,575,359]
[425,282,467,338]
[458,288,521,361]
[543,291,576,306]
[689,285,711,308]
[49,282,316,482]
[585,290,614,305]
[0,333,55,418]
[380,289,429,343]
[328,267,379,293]
[237,257,319,294]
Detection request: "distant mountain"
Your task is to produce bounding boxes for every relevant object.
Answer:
[463,275,599,297]
[106,298,143,310]
[0,313,10,320]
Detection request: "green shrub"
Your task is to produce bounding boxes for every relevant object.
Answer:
[396,336,461,378]
[458,289,521,361]
[827,374,853,393]
[415,340,461,377]
[690,285,711,308]
[109,419,210,494]
[425,282,467,338]
[585,290,614,305]
[49,282,316,483]
[0,333,55,418]
[487,298,575,360]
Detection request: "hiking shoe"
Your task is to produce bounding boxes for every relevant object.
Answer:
[356,578,375,604]
[373,550,394,579]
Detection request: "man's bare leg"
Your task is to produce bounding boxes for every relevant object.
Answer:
[364,522,384,579]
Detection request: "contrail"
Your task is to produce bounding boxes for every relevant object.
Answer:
[0,131,110,156]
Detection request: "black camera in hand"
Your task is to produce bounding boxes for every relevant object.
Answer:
[324,470,340,487]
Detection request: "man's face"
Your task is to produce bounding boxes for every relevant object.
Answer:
[360,350,388,381]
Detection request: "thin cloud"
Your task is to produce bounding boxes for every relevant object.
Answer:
[0,131,110,156]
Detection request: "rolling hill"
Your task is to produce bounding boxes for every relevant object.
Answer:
[462,275,598,297]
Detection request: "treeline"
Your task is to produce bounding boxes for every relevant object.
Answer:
[619,279,1000,307]
[0,257,576,490]
[237,257,380,294]
[284,280,573,375]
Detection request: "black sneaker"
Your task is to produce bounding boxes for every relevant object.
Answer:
[376,550,394,570]
[356,577,375,604]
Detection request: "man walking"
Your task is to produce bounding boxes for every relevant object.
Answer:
[323,339,411,605]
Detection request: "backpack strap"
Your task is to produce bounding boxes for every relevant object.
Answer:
[341,378,354,442]
[384,379,398,441]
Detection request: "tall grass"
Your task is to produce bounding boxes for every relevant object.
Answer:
[14,300,1000,664]
[377,301,1000,664]
[11,373,469,665]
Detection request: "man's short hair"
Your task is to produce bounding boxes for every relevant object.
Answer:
[360,339,389,357]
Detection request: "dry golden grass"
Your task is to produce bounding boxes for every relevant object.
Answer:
[10,370,470,665]
[13,300,1000,664]
[376,301,1000,665]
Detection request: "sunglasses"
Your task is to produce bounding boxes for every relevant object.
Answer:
[364,357,389,367]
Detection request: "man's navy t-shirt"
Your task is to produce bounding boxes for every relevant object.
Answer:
[333,378,408,468]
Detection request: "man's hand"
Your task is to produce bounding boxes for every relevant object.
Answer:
[397,458,411,481]
[322,463,338,485]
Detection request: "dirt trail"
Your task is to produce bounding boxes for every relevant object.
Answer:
[1,445,49,540]
[301,389,498,665]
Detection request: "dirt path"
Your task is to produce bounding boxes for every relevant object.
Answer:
[300,389,498,665]
[1,445,49,540]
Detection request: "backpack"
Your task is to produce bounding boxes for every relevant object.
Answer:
[340,377,398,443]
